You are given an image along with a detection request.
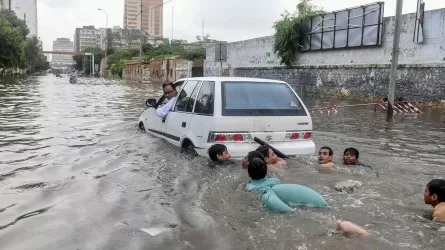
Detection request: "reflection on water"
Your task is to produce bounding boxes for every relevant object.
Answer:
[0,75,444,249]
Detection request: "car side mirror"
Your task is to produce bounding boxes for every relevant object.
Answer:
[145,98,157,108]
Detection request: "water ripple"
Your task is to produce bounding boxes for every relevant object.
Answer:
[1,76,444,249]
[0,206,53,231]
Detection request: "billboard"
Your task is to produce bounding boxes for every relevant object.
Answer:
[301,2,385,52]
[215,42,227,62]
[413,0,425,43]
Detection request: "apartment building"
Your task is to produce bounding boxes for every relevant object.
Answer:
[52,38,74,68]
[123,0,163,38]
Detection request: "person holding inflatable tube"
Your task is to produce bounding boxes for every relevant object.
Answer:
[256,146,287,170]
[246,157,371,237]
[242,150,264,169]
[246,157,327,212]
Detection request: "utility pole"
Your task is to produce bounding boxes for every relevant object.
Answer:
[387,0,404,122]
[139,0,143,83]
[98,8,108,77]
[172,5,174,42]
[219,43,223,76]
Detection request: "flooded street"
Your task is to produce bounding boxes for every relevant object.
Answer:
[1,75,445,250]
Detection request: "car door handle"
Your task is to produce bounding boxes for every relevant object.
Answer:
[182,122,186,128]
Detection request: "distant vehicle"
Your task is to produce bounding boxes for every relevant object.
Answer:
[138,77,315,158]
[69,71,77,83]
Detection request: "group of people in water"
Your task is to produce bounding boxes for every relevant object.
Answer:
[207,143,445,238]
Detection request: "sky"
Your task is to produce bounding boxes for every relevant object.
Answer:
[38,0,445,51]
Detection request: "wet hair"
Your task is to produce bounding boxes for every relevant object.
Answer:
[320,146,333,156]
[208,144,227,161]
[343,148,359,158]
[256,146,271,159]
[162,82,176,91]
[427,179,445,203]
[248,158,267,180]
[247,151,264,162]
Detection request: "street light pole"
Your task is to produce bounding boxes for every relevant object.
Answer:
[139,0,143,83]
[98,8,108,76]
[387,0,404,122]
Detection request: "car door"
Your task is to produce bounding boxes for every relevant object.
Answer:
[164,80,201,147]
[145,80,185,141]
[187,81,216,152]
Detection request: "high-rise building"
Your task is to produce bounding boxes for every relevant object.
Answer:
[52,38,74,68]
[74,26,108,52]
[109,26,148,50]
[123,0,163,38]
[0,0,11,10]
[9,0,38,37]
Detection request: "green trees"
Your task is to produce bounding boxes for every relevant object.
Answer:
[110,59,128,78]
[24,36,49,72]
[0,10,27,70]
[0,10,49,74]
[106,48,139,67]
[273,0,324,66]
[104,43,206,79]
[72,47,105,75]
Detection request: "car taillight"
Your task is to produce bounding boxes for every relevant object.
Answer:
[233,134,244,141]
[285,131,312,140]
[215,134,227,142]
[208,132,252,143]
[289,133,299,140]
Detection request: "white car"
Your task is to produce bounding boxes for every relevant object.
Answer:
[138,77,315,158]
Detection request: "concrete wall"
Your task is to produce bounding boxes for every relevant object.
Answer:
[234,64,445,101]
[123,58,198,83]
[204,8,445,101]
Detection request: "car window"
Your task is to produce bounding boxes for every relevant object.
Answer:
[193,81,215,115]
[156,80,184,107]
[174,80,200,112]
[174,80,185,93]
[185,81,201,112]
[221,81,307,116]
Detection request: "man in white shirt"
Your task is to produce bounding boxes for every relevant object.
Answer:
[156,82,177,117]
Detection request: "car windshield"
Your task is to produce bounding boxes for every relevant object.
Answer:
[221,81,307,116]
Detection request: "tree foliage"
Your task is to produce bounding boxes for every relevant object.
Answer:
[0,10,48,73]
[24,36,49,72]
[104,43,205,78]
[143,44,205,61]
[106,48,139,67]
[110,59,128,78]
[273,0,324,66]
[72,47,105,74]
[142,43,153,54]
[0,17,24,69]
[72,54,83,71]
[144,44,185,59]
[84,47,105,65]
[181,48,206,61]
[0,10,29,38]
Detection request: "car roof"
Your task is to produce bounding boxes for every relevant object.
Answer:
[175,77,287,84]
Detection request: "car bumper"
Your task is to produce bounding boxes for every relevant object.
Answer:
[196,140,316,159]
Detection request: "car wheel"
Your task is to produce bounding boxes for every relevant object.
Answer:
[184,143,198,156]
[138,122,145,132]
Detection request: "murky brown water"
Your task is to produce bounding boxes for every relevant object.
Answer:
[1,75,444,250]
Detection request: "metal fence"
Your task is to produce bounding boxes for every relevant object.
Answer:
[301,2,385,52]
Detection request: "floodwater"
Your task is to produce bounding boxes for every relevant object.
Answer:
[0,75,444,250]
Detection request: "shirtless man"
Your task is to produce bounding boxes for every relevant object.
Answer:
[318,146,335,168]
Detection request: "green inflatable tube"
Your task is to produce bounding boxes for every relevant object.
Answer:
[261,184,327,213]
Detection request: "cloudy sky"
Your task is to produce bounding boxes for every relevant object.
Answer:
[38,0,445,50]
